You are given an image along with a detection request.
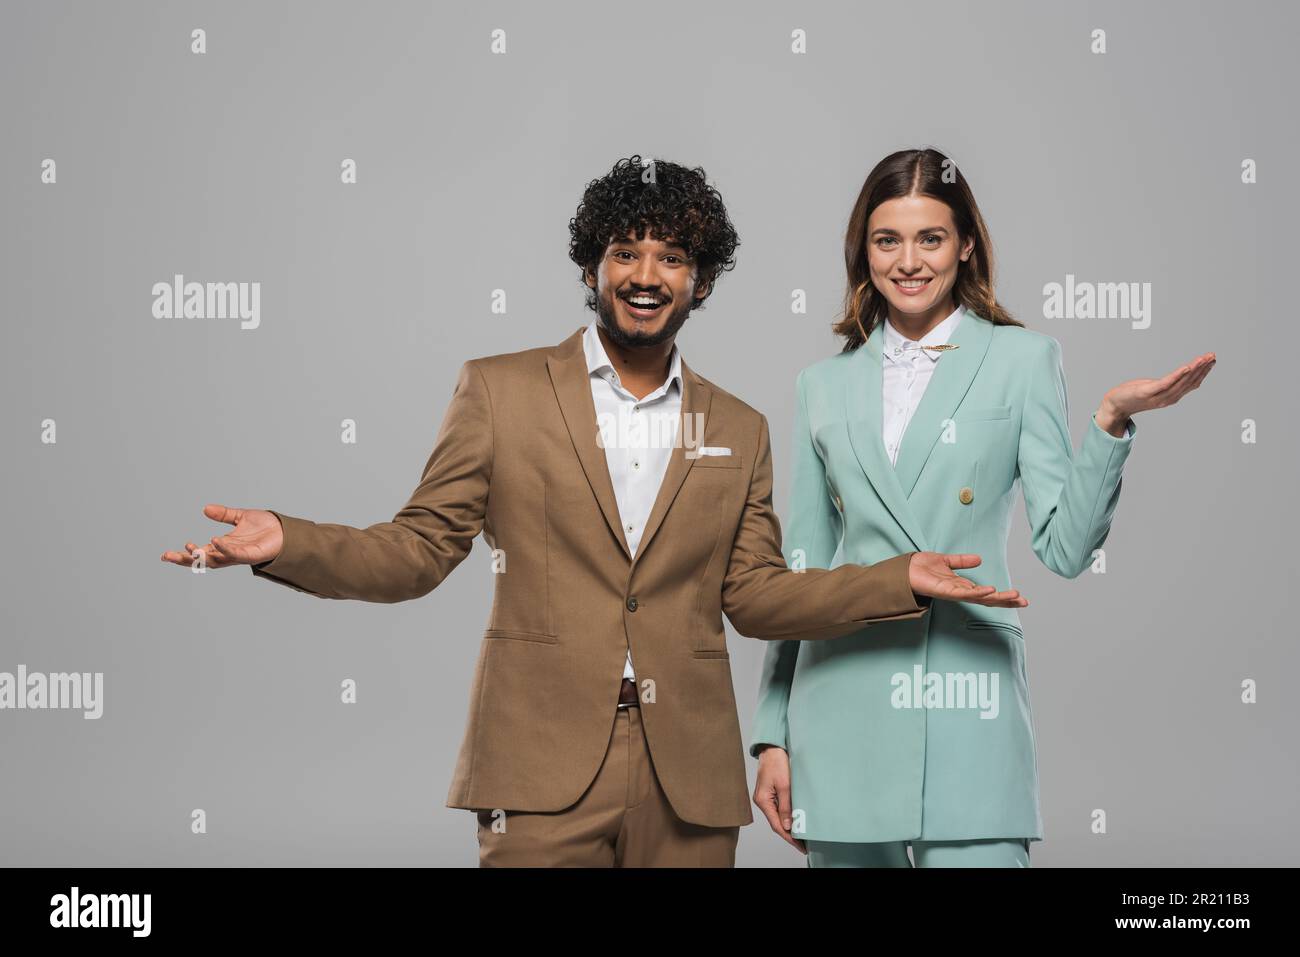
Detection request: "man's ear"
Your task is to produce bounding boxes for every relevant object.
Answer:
[583,264,598,290]
[693,277,712,303]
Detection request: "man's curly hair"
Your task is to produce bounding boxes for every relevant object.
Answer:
[568,156,740,311]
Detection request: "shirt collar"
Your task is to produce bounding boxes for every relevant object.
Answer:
[582,319,683,395]
[882,304,966,364]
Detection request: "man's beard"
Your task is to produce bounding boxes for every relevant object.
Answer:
[595,288,695,349]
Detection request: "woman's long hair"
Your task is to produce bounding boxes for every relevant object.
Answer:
[834,148,1022,352]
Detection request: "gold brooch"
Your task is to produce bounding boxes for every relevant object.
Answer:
[921,343,959,352]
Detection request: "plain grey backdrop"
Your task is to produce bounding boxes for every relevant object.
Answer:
[3,0,1296,866]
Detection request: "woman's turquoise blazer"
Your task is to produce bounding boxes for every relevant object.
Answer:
[749,308,1136,843]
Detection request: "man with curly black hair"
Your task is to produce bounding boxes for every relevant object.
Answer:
[569,154,738,346]
[166,155,1008,867]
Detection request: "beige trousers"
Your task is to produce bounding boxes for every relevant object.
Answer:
[475,705,740,867]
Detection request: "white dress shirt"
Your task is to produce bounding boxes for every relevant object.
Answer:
[881,304,965,467]
[582,320,683,682]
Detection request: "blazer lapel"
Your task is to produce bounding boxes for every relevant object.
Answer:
[891,307,993,498]
[547,327,632,560]
[632,361,712,566]
[844,320,931,553]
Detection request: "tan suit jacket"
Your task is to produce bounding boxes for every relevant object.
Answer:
[251,326,929,827]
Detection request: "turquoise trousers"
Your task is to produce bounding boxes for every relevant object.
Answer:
[806,838,1030,868]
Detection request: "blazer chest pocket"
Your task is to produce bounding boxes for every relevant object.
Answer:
[957,404,1012,421]
[690,454,742,469]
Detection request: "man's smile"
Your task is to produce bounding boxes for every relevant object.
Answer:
[620,290,670,319]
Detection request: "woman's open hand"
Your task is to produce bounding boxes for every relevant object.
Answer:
[1097,352,1216,435]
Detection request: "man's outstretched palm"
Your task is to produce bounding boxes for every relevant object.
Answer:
[909,552,1027,608]
[160,504,282,570]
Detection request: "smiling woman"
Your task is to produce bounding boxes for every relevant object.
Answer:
[749,146,1214,869]
[833,150,1022,350]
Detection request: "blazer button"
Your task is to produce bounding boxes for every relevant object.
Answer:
[958,486,974,505]
[626,596,639,612]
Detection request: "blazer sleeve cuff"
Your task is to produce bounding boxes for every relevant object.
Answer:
[1089,411,1137,445]
[1079,413,1137,487]
[749,739,788,759]
[849,551,928,622]
[249,511,321,595]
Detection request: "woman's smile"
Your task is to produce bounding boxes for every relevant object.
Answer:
[891,277,933,296]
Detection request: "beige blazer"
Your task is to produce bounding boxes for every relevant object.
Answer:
[250,326,928,827]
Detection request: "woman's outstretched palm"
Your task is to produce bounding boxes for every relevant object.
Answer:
[1106,352,1216,417]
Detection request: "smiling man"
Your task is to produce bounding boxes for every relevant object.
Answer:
[161,155,1020,867]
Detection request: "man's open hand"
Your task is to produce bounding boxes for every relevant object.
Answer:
[908,552,1028,608]
[160,504,283,570]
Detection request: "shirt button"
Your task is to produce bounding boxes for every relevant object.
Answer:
[626,596,639,612]
[625,523,634,533]
[632,461,639,469]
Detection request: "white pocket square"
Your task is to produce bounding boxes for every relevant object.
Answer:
[696,446,732,456]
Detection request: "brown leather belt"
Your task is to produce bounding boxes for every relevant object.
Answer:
[618,677,638,707]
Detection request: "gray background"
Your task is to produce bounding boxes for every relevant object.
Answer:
[2,0,1296,866]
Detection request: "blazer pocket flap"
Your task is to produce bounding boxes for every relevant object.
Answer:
[691,453,742,469]
[958,404,1012,421]
[483,628,558,644]
[964,618,1024,639]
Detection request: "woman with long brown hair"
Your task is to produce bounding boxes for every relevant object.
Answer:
[749,148,1214,867]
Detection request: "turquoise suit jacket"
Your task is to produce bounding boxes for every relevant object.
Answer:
[749,308,1136,843]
